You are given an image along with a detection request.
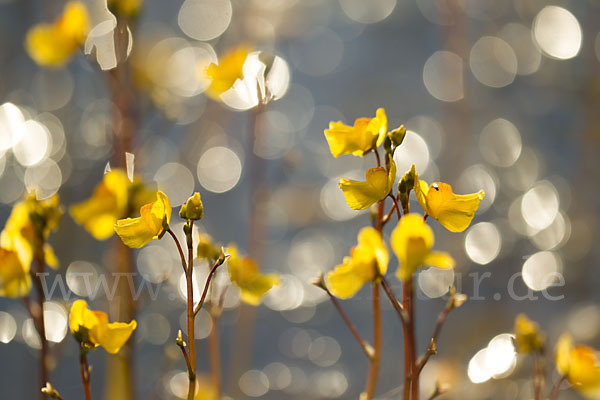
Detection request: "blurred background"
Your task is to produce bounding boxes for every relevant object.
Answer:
[0,0,599,398]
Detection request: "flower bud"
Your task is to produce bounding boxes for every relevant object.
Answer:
[179,192,204,220]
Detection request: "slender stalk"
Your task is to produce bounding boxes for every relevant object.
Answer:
[31,232,49,400]
[193,259,225,316]
[533,349,545,400]
[402,280,416,400]
[79,347,92,400]
[416,303,452,375]
[208,305,221,397]
[167,229,187,274]
[549,375,566,400]
[380,276,406,325]
[374,148,381,167]
[319,282,373,358]
[364,282,382,400]
[408,280,418,400]
[186,221,196,400]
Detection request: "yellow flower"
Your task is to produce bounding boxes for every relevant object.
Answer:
[108,0,143,16]
[414,170,484,233]
[391,214,454,281]
[326,227,388,299]
[69,299,136,354]
[339,160,396,210]
[0,249,31,298]
[25,1,89,68]
[556,333,600,397]
[196,232,221,261]
[0,193,62,271]
[205,46,249,100]
[194,375,218,400]
[324,108,387,157]
[226,244,278,305]
[179,192,204,221]
[70,170,154,240]
[514,314,545,354]
[114,191,171,249]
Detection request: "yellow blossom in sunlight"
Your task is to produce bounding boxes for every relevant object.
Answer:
[339,160,396,210]
[196,232,221,261]
[226,243,278,306]
[179,192,204,221]
[114,191,171,249]
[326,227,388,299]
[0,193,62,271]
[414,169,484,233]
[324,108,387,157]
[70,170,154,240]
[391,214,455,281]
[514,314,545,354]
[108,0,144,16]
[556,333,600,398]
[205,46,249,100]
[0,249,31,298]
[25,1,90,68]
[194,375,218,400]
[69,299,136,354]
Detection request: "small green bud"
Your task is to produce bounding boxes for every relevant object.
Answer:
[389,125,407,148]
[41,382,62,399]
[216,247,229,266]
[179,192,204,220]
[398,164,416,195]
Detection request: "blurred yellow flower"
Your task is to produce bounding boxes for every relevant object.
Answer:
[205,46,249,100]
[194,375,218,400]
[108,0,143,16]
[70,170,154,240]
[0,249,31,298]
[196,232,221,261]
[556,333,600,397]
[514,313,545,354]
[25,1,89,68]
[414,170,484,233]
[339,160,396,210]
[226,244,278,305]
[391,214,454,281]
[69,299,137,354]
[0,193,62,270]
[324,108,387,157]
[326,227,388,299]
[114,191,171,248]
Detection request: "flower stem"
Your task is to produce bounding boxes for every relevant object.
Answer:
[319,282,374,359]
[167,229,188,274]
[32,232,49,400]
[79,347,92,400]
[533,349,545,400]
[549,375,566,400]
[380,275,407,325]
[193,258,225,316]
[186,221,196,400]
[402,279,416,400]
[208,305,222,397]
[363,282,382,400]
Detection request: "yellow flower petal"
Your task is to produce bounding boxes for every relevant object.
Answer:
[226,243,278,305]
[324,108,388,157]
[0,248,31,298]
[114,191,171,248]
[70,170,131,240]
[339,161,396,210]
[326,258,363,299]
[69,300,136,354]
[325,227,388,299]
[556,333,573,377]
[205,46,249,100]
[414,171,484,232]
[391,214,454,281]
[514,314,544,354]
[25,1,89,68]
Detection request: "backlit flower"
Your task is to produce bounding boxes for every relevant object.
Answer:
[70,169,154,240]
[226,244,278,305]
[0,249,30,298]
[114,191,171,248]
[25,1,89,67]
[514,313,545,354]
[326,227,388,299]
[205,46,249,100]
[69,299,136,354]
[391,214,454,281]
[414,170,484,232]
[339,160,396,210]
[324,108,387,157]
[555,333,600,398]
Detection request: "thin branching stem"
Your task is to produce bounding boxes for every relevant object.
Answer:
[185,221,196,400]
[79,347,92,400]
[364,282,382,399]
[549,375,566,400]
[167,229,187,274]
[380,276,407,325]
[194,259,225,316]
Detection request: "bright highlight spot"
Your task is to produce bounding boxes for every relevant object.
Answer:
[197,146,242,193]
[521,181,559,230]
[469,36,517,88]
[423,51,464,102]
[339,0,396,24]
[465,222,501,265]
[533,6,582,60]
[479,118,521,167]
[522,251,562,291]
[178,0,232,41]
